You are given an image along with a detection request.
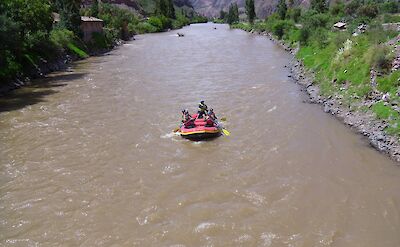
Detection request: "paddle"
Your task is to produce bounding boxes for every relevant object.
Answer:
[220,117,227,121]
[222,128,230,136]
[173,127,180,133]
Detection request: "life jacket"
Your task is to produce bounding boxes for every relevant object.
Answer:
[184,118,195,128]
[198,103,208,112]
[205,118,214,127]
[208,111,217,120]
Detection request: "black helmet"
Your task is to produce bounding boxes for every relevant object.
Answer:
[200,100,204,104]
[210,108,213,111]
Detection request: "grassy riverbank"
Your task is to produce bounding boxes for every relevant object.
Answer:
[229,1,400,137]
[0,0,207,90]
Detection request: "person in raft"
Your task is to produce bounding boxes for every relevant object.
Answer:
[198,100,208,118]
[182,110,195,128]
[205,115,215,127]
[208,108,217,121]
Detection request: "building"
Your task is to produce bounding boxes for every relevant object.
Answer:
[52,13,104,42]
[80,16,104,42]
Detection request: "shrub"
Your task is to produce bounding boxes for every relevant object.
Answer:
[301,11,330,29]
[333,31,351,48]
[377,71,400,93]
[299,28,310,45]
[288,7,302,22]
[309,27,329,48]
[147,15,172,31]
[330,1,345,16]
[272,20,295,39]
[357,4,379,19]
[50,28,75,49]
[345,0,361,16]
[91,32,109,49]
[381,1,399,14]
[367,44,394,72]
[134,22,158,34]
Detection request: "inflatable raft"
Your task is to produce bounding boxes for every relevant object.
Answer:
[180,115,222,140]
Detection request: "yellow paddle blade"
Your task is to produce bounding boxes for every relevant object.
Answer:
[173,128,180,133]
[220,117,227,121]
[222,128,230,136]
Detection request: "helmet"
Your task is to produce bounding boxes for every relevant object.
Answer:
[200,100,204,104]
[210,108,213,112]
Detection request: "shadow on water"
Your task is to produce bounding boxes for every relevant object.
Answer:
[0,72,86,113]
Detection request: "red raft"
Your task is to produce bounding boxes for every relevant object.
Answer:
[180,114,222,140]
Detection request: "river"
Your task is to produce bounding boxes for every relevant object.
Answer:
[1,23,400,246]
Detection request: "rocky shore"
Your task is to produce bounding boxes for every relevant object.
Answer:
[249,29,400,163]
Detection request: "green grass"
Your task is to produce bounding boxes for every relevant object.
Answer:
[67,43,89,58]
[372,102,400,136]
[377,71,400,93]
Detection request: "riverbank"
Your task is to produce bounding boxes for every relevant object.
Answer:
[0,42,119,96]
[244,29,400,162]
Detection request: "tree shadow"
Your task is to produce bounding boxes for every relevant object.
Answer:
[0,72,86,113]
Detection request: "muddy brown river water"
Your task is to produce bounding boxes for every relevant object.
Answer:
[1,23,400,246]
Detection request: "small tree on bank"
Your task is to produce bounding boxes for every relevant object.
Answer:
[155,0,175,19]
[227,3,239,25]
[91,0,99,17]
[56,0,81,35]
[277,0,287,19]
[245,0,256,24]
[311,0,328,13]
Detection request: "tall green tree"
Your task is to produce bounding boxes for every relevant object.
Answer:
[91,0,99,17]
[55,0,81,35]
[277,0,287,19]
[245,0,256,24]
[155,0,175,19]
[227,3,239,25]
[311,0,328,13]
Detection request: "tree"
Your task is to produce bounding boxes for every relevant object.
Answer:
[245,0,256,24]
[311,0,328,13]
[55,0,81,35]
[227,3,239,25]
[167,0,176,19]
[91,0,99,17]
[220,9,226,20]
[277,0,287,19]
[155,0,175,19]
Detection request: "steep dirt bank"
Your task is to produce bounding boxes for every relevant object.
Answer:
[250,29,400,162]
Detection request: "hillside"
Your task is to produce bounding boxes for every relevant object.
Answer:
[83,0,195,15]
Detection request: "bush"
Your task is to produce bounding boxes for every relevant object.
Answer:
[330,1,345,16]
[147,15,172,31]
[345,0,361,16]
[381,1,399,14]
[310,27,329,48]
[91,32,109,49]
[367,44,394,72]
[357,4,379,19]
[288,7,302,22]
[301,11,330,29]
[272,20,295,39]
[50,28,75,49]
[299,28,310,45]
[134,22,158,34]
[377,71,400,93]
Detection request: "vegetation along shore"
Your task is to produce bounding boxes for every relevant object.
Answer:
[0,0,207,94]
[216,0,400,161]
